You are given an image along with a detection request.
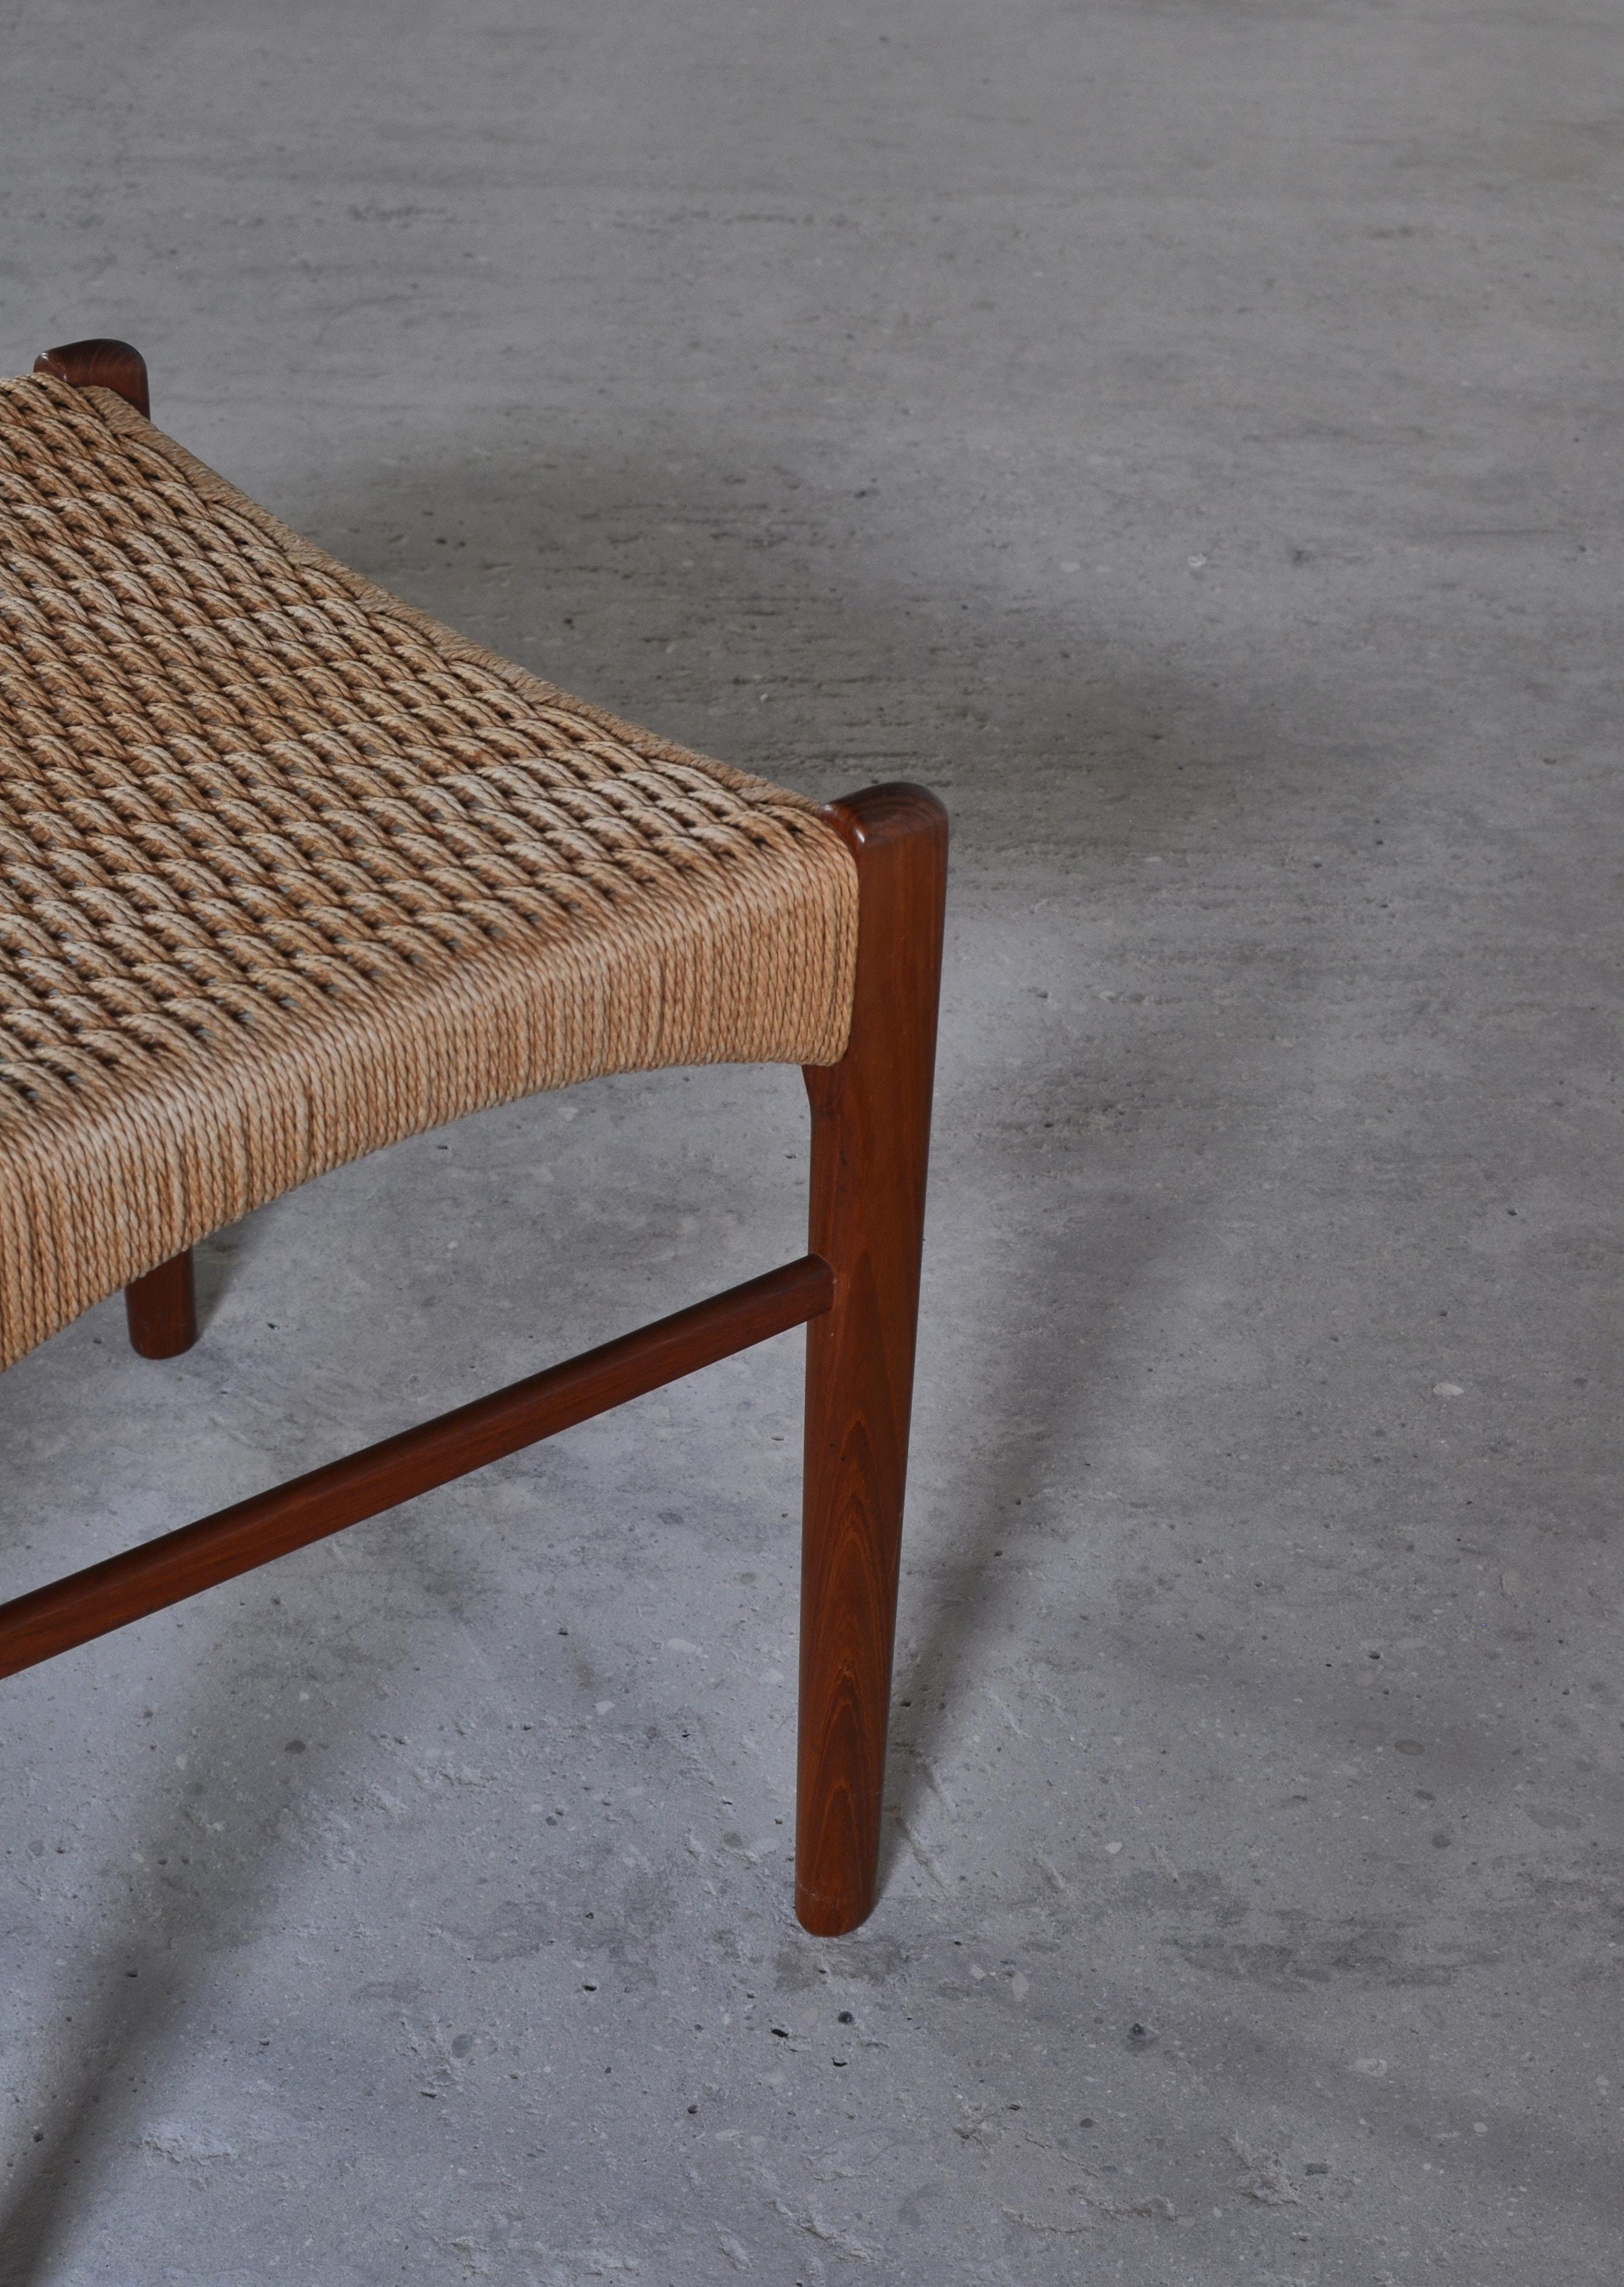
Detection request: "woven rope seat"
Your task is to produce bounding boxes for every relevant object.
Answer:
[0,371,858,1370]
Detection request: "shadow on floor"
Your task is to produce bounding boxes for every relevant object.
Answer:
[0,417,1356,2277]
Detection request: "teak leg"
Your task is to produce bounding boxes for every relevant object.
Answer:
[124,1250,200,1362]
[796,784,948,1935]
[36,337,198,1360]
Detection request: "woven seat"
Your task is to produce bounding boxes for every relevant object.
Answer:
[0,371,857,1369]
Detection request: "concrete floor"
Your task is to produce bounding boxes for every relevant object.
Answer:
[2,1,1620,2279]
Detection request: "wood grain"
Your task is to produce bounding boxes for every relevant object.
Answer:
[796,783,948,1934]
[0,1255,832,1680]
[33,337,150,419]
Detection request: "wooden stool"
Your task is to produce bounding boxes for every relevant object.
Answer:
[0,340,946,1935]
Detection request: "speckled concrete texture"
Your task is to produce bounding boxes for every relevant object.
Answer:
[2,2,1621,2281]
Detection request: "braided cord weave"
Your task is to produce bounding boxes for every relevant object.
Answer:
[0,373,857,1370]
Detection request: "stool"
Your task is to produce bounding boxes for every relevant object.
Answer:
[0,339,946,1936]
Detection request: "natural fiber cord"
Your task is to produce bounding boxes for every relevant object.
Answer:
[0,373,857,1370]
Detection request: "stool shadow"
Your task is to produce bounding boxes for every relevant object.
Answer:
[0,419,1349,2269]
[0,1639,363,2283]
[0,1215,503,2282]
[271,416,1332,1916]
[881,1127,1191,1883]
[853,765,1361,1894]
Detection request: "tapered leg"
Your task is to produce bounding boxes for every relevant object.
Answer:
[796,784,948,1935]
[124,1250,199,1360]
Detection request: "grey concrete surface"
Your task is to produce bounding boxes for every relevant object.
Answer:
[2,1,1620,2280]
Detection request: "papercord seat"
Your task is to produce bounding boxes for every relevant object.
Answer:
[0,366,857,1364]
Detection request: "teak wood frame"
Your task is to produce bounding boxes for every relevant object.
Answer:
[0,339,948,1937]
